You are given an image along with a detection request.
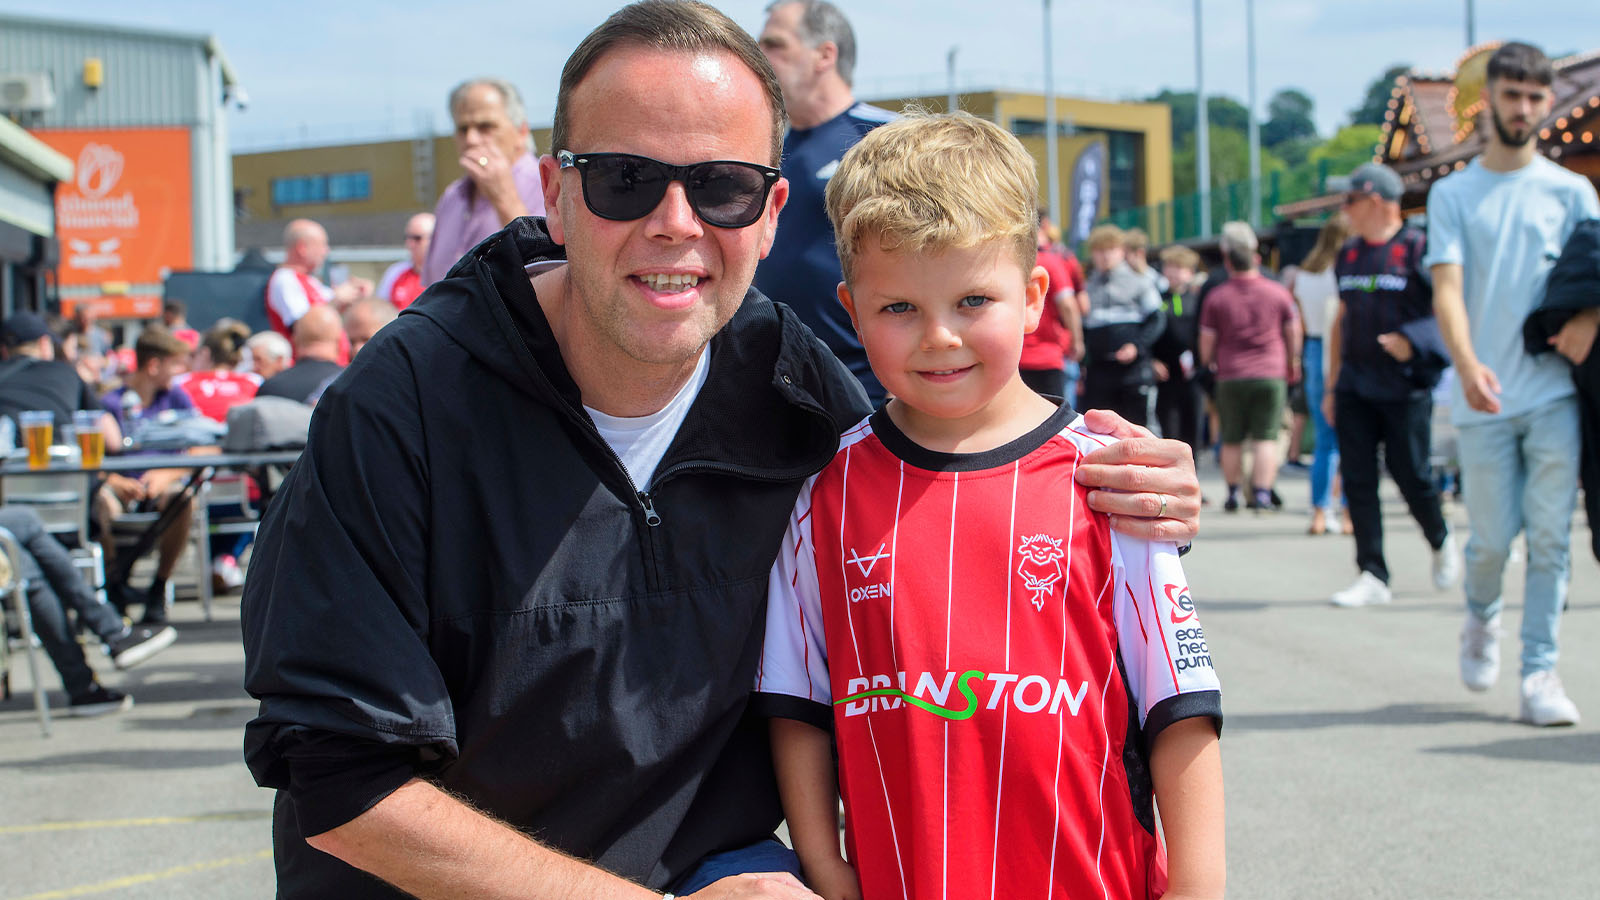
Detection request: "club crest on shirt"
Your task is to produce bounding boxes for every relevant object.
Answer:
[1016,533,1065,611]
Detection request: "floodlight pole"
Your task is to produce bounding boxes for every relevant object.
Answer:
[947,46,958,114]
[1195,0,1210,236]
[1044,0,1060,229]
[1247,0,1260,227]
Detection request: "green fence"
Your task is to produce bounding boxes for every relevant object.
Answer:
[1106,148,1377,244]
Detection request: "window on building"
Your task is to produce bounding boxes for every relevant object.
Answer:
[1009,120,1145,214]
[270,171,371,207]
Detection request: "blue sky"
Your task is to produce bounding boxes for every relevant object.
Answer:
[7,0,1597,149]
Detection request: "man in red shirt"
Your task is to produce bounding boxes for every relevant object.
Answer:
[265,219,372,339]
[1019,216,1085,402]
[378,213,435,310]
[1199,222,1302,512]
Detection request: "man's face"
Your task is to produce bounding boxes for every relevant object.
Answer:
[759,2,824,105]
[345,307,386,358]
[145,354,186,388]
[1486,77,1552,149]
[540,47,787,373]
[297,228,330,271]
[1341,191,1381,234]
[253,350,287,380]
[404,215,434,269]
[452,83,526,163]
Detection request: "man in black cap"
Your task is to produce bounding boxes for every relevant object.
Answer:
[0,312,121,443]
[1321,162,1457,609]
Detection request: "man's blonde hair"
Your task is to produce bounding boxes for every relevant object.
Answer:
[1086,224,1124,251]
[825,111,1038,284]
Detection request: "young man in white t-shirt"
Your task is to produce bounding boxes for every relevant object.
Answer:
[1426,42,1600,727]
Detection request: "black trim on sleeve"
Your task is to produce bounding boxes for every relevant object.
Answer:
[1143,689,1223,749]
[749,690,834,732]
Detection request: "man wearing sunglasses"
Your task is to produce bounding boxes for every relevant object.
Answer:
[242,3,1205,899]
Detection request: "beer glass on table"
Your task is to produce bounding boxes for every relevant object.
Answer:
[73,409,106,468]
[19,410,53,470]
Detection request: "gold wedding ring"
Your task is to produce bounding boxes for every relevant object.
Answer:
[1156,493,1168,518]
[477,156,489,168]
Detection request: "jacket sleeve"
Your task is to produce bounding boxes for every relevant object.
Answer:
[1397,317,1450,386]
[241,338,454,832]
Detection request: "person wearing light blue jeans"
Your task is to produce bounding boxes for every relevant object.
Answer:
[1426,41,1600,726]
[1456,399,1579,675]
[1302,335,1340,522]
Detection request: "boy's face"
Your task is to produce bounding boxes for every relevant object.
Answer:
[1162,263,1194,289]
[839,240,1046,436]
[1091,244,1124,273]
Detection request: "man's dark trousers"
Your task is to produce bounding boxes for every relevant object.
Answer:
[1334,389,1449,583]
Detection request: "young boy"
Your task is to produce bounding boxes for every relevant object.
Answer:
[752,113,1225,900]
[1081,224,1166,429]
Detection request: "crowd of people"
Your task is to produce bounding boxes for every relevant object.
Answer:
[4,3,1597,899]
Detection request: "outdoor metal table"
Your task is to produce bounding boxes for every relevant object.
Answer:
[0,449,301,585]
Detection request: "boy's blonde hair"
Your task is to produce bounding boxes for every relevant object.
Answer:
[1123,227,1149,252]
[825,111,1038,284]
[1158,245,1201,270]
[1086,224,1124,251]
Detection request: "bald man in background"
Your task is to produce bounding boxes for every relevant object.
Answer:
[258,306,346,405]
[344,297,399,358]
[266,219,372,339]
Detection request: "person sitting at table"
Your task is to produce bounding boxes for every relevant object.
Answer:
[0,312,123,446]
[93,327,198,625]
[0,505,176,715]
[175,320,260,424]
[245,331,292,382]
[257,306,345,406]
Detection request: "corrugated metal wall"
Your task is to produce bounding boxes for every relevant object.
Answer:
[0,15,206,127]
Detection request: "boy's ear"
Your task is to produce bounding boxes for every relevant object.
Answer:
[837,281,861,334]
[1022,264,1049,335]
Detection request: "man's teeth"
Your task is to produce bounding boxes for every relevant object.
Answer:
[639,273,700,290]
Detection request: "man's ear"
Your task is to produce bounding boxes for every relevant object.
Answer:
[816,40,838,76]
[756,178,789,260]
[538,155,567,245]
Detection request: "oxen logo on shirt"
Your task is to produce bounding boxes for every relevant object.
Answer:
[1016,533,1065,610]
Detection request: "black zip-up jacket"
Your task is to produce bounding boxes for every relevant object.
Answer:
[1525,217,1600,561]
[241,217,870,897]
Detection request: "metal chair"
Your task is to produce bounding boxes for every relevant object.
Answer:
[0,524,52,736]
[0,449,106,611]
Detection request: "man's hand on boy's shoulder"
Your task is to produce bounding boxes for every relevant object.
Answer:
[1072,409,1201,544]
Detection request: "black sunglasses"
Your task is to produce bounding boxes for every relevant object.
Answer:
[558,150,780,229]
[1341,192,1368,206]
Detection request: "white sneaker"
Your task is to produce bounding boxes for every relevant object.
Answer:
[1330,572,1392,608]
[1519,670,1580,726]
[1459,612,1501,692]
[1432,533,1462,590]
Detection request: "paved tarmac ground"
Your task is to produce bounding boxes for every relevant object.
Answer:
[1,462,1596,899]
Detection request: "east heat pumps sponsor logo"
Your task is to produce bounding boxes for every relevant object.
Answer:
[834,670,1090,720]
[1164,583,1212,673]
[1016,533,1065,610]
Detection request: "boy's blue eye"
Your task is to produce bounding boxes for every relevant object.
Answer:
[884,301,914,314]
[959,295,990,308]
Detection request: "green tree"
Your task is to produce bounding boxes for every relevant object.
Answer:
[1172,125,1287,197]
[1262,88,1317,148]
[1309,124,1385,168]
[1349,64,1412,126]
[1149,89,1251,150]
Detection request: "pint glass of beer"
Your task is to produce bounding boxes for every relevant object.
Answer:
[19,410,53,469]
[73,409,106,468]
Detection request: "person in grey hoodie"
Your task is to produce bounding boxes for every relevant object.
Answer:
[1081,224,1165,428]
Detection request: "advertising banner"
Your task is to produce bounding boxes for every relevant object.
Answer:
[31,127,192,318]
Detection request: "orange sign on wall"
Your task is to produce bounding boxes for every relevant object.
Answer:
[31,127,193,319]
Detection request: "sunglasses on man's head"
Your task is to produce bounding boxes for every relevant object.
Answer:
[557,150,780,229]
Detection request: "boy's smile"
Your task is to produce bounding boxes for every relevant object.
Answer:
[838,241,1054,451]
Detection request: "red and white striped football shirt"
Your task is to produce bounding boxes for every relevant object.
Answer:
[756,406,1221,900]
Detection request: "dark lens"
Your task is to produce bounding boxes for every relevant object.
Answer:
[688,163,770,226]
[586,155,670,220]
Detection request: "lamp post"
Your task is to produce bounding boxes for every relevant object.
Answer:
[1044,0,1060,229]
[1247,0,1260,228]
[1195,0,1210,236]
[946,46,958,114]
